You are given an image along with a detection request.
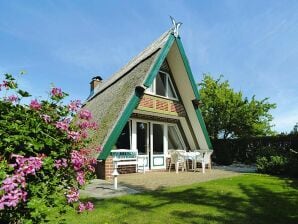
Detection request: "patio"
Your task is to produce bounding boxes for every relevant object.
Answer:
[118,166,254,191]
[81,165,256,199]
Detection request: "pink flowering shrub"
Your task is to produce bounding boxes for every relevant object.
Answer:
[0,73,99,223]
[29,99,42,110]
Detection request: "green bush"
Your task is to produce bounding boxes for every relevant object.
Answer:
[0,73,98,223]
[256,155,288,175]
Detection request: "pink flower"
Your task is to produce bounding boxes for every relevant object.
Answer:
[8,95,19,103]
[87,164,95,172]
[85,201,94,211]
[78,202,85,213]
[89,158,97,166]
[51,87,63,98]
[17,157,43,176]
[29,99,42,110]
[79,109,92,120]
[78,121,89,130]
[55,120,69,131]
[68,100,81,112]
[41,114,51,123]
[76,171,85,186]
[54,158,68,169]
[0,155,43,210]
[71,150,85,171]
[0,177,18,192]
[66,188,79,203]
[81,131,88,139]
[5,95,19,103]
[67,131,81,141]
[77,121,98,130]
[2,80,10,90]
[88,121,98,130]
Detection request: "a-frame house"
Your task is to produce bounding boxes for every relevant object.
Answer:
[84,29,212,179]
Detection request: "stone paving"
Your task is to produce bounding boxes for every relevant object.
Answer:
[81,165,256,199]
[80,179,139,199]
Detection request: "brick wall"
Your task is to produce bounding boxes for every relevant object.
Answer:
[95,156,114,180]
[137,94,186,117]
[117,165,137,174]
[139,96,154,108]
[96,157,138,179]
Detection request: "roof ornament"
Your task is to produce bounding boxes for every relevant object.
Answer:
[170,16,182,37]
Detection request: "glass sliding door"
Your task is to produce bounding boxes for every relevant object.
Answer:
[136,121,149,170]
[131,119,186,170]
[136,122,148,155]
[115,122,131,149]
[151,123,166,169]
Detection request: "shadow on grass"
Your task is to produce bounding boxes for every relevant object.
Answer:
[82,175,298,224]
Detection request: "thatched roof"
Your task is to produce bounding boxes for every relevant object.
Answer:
[84,30,173,156]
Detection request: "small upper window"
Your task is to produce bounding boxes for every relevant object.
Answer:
[146,71,178,100]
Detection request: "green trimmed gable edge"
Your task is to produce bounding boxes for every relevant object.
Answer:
[98,34,175,160]
[175,37,213,149]
[143,35,175,87]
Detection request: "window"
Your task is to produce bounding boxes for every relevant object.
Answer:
[153,123,164,155]
[146,71,178,99]
[115,122,131,149]
[168,125,185,150]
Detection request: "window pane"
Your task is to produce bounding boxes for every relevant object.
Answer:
[167,77,177,98]
[155,72,166,96]
[137,122,148,155]
[168,126,184,150]
[153,124,164,154]
[115,122,130,149]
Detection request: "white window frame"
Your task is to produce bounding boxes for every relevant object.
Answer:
[145,71,178,100]
[130,119,187,170]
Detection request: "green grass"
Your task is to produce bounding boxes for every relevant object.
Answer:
[52,174,298,224]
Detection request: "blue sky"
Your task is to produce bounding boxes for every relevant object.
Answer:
[1,0,298,133]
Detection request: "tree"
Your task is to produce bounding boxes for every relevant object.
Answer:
[198,74,276,139]
[290,123,298,135]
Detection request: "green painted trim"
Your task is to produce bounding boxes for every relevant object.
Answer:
[143,35,175,87]
[195,108,213,149]
[98,34,175,160]
[176,37,213,149]
[98,94,140,160]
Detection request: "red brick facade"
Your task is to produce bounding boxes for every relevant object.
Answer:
[137,94,186,117]
[139,96,154,108]
[96,157,138,179]
[117,165,137,174]
[95,156,114,180]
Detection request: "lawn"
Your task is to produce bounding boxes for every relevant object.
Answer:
[52,174,298,224]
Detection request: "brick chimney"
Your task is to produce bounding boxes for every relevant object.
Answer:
[90,76,103,93]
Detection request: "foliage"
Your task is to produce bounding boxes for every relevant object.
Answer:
[256,156,288,175]
[291,122,298,135]
[55,175,298,224]
[0,73,99,223]
[199,74,276,139]
[256,146,298,176]
[212,137,298,177]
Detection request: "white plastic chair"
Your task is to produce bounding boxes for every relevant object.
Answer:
[194,150,213,173]
[168,150,186,173]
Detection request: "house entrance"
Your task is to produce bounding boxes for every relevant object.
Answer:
[115,119,186,171]
[132,120,166,170]
[136,121,150,170]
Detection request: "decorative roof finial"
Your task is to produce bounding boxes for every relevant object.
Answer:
[170,16,182,37]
